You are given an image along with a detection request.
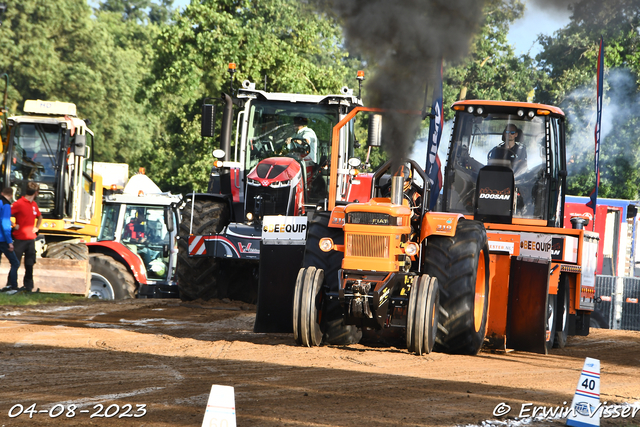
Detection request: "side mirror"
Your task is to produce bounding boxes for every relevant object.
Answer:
[164,207,174,233]
[74,134,86,156]
[368,114,382,147]
[201,101,216,137]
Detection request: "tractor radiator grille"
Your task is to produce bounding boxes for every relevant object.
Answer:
[245,184,291,216]
[346,234,389,258]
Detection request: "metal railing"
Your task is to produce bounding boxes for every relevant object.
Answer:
[595,275,640,331]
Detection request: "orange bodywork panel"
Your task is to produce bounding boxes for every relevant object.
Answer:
[485,254,511,349]
[419,212,464,241]
[329,206,346,229]
[549,263,561,295]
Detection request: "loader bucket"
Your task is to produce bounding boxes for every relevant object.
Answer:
[0,258,91,295]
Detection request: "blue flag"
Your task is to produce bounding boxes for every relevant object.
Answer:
[587,37,604,216]
[426,60,444,210]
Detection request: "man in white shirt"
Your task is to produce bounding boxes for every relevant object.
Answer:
[288,116,318,164]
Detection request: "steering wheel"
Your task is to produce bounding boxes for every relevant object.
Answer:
[289,137,310,157]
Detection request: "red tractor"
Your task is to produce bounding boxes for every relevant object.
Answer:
[177,67,366,303]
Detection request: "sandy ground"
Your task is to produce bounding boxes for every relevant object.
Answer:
[0,298,638,427]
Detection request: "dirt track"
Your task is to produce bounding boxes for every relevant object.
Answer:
[0,299,638,427]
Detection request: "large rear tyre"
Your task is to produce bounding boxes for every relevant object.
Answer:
[303,211,361,345]
[293,266,324,347]
[88,254,136,300]
[406,274,439,355]
[176,197,229,301]
[424,219,490,355]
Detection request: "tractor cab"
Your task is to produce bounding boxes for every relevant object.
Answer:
[442,100,566,227]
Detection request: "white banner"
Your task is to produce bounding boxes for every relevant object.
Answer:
[262,216,308,241]
[519,232,552,260]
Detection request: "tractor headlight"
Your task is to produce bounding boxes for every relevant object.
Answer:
[319,238,334,252]
[404,242,419,256]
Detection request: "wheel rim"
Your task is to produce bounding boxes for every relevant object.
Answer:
[546,301,555,342]
[89,273,115,300]
[474,249,487,332]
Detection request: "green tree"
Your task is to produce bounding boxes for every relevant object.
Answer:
[443,0,542,121]
[143,0,357,192]
[536,0,640,199]
[0,0,163,169]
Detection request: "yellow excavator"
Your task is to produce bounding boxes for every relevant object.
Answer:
[0,99,101,294]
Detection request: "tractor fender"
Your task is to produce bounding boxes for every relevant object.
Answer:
[419,212,465,242]
[328,206,346,229]
[87,241,149,285]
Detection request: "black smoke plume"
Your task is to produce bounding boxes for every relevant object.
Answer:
[316,0,485,169]
[317,0,578,169]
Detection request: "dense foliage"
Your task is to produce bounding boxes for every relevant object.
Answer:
[1,0,638,198]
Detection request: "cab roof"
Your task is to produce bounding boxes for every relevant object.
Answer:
[237,88,363,106]
[452,100,564,117]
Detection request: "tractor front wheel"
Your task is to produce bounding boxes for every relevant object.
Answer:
[176,198,229,301]
[293,266,324,347]
[406,274,439,355]
[302,211,361,345]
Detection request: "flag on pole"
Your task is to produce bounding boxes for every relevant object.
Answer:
[586,37,604,217]
[426,59,444,210]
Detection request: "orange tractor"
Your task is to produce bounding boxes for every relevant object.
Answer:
[290,100,598,355]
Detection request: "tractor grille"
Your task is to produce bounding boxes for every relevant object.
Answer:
[346,234,390,258]
[246,184,292,216]
[346,212,391,225]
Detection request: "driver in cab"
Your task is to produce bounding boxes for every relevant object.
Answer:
[123,209,146,244]
[487,124,527,173]
[285,116,318,164]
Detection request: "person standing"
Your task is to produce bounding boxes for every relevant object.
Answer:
[12,182,42,293]
[0,187,20,292]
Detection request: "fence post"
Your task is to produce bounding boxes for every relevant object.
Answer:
[613,276,624,330]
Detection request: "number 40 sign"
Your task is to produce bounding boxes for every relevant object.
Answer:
[567,357,601,427]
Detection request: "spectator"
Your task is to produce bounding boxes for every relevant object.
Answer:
[0,187,20,293]
[11,182,42,293]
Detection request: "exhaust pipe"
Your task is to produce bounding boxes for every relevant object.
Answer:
[390,175,404,206]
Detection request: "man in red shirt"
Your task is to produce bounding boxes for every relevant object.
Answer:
[12,182,42,292]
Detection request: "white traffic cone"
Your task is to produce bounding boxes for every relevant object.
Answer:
[566,357,601,427]
[202,385,236,427]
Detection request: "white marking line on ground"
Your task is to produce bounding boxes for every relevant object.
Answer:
[49,387,165,409]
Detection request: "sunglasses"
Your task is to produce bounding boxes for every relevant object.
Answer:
[504,131,517,135]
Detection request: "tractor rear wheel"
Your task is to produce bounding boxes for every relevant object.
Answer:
[44,241,89,260]
[303,211,361,345]
[424,219,490,355]
[88,254,136,299]
[176,198,229,301]
[406,274,439,355]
